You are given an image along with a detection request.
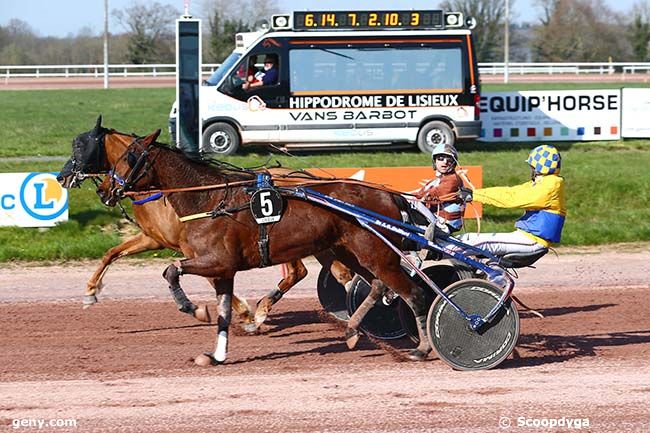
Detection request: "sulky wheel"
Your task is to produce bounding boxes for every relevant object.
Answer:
[427,279,519,371]
[398,263,474,343]
[316,267,350,322]
[346,275,406,340]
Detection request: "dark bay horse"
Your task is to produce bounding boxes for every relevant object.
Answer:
[58,117,351,330]
[98,136,432,364]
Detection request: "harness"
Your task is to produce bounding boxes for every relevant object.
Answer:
[173,172,283,269]
[251,173,275,268]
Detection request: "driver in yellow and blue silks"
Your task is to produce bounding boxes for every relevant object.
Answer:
[455,145,567,257]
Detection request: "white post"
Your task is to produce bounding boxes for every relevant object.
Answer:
[103,0,110,89]
[504,0,510,84]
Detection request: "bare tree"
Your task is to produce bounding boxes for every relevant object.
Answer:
[201,0,279,28]
[112,1,180,64]
[246,0,280,28]
[201,0,280,62]
[0,19,37,64]
[440,0,511,62]
[532,0,631,61]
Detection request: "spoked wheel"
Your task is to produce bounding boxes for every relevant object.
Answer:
[316,267,350,322]
[398,263,474,343]
[427,279,519,371]
[346,275,407,340]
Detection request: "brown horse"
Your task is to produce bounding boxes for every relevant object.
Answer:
[58,117,351,330]
[98,135,432,364]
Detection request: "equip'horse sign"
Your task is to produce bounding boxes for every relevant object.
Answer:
[0,172,68,227]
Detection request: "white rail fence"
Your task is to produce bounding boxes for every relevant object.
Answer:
[479,62,650,75]
[2,62,650,79]
[0,64,221,79]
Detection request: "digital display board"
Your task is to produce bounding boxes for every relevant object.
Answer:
[293,10,444,30]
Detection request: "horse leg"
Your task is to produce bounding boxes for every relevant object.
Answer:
[204,278,234,365]
[83,233,162,308]
[163,258,235,365]
[253,259,308,329]
[371,264,432,361]
[400,295,433,361]
[162,261,203,318]
[231,290,256,333]
[345,277,385,349]
[330,260,354,289]
[339,241,432,361]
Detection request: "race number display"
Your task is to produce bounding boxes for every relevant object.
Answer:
[293,10,445,30]
[250,189,283,224]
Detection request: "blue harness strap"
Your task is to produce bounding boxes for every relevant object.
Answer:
[132,192,163,205]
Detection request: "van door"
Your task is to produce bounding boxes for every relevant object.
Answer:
[219,50,287,143]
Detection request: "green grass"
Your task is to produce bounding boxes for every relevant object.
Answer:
[0,82,644,158]
[1,85,649,261]
[0,88,175,157]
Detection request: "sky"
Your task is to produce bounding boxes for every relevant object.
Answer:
[0,0,643,38]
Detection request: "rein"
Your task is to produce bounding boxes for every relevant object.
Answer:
[122,175,405,198]
[122,179,257,197]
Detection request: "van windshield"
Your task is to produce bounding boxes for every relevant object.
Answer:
[204,52,242,86]
[289,46,463,93]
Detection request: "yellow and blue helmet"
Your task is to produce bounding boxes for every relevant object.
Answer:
[526,145,561,175]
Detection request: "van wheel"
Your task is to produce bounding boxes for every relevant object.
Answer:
[202,123,240,156]
[417,121,454,154]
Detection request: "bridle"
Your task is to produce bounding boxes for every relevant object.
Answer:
[106,136,161,202]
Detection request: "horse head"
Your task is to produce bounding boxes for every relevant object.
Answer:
[57,115,110,188]
[97,129,161,206]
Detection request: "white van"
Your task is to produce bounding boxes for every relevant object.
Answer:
[170,10,482,155]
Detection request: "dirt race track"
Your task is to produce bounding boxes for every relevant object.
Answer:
[0,245,649,432]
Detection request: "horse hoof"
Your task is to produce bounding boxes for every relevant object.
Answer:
[406,349,429,361]
[254,312,267,328]
[194,353,222,367]
[345,328,360,350]
[193,305,211,323]
[241,322,258,334]
[82,295,98,309]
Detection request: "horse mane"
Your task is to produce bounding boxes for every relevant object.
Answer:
[149,142,257,184]
[105,127,256,181]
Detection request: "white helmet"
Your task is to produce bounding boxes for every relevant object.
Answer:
[431,143,458,165]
